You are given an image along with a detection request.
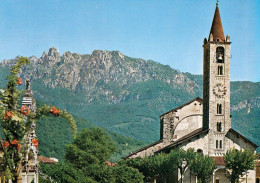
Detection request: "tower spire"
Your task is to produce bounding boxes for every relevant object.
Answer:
[209,2,225,42]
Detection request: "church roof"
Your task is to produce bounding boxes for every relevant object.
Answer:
[209,3,225,42]
[38,156,58,164]
[229,128,258,148]
[157,128,209,153]
[124,139,163,159]
[160,97,203,117]
[214,156,260,166]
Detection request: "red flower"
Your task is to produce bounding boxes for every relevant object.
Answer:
[6,111,13,117]
[11,139,18,145]
[32,139,38,147]
[17,78,23,85]
[17,143,21,150]
[3,141,10,149]
[50,106,59,115]
[4,111,14,120]
[4,115,9,120]
[20,105,30,116]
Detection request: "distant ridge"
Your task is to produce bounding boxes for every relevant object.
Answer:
[0,48,259,153]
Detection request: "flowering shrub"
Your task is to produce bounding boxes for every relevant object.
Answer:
[0,57,77,181]
[37,105,77,139]
[50,106,59,115]
[20,105,30,116]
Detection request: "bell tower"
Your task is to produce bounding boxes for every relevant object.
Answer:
[203,2,232,156]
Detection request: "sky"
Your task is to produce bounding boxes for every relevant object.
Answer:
[0,0,259,82]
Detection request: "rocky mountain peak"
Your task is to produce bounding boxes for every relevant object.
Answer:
[117,51,125,60]
[91,50,112,60]
[39,47,61,66]
[63,51,72,57]
[41,51,47,59]
[48,47,60,57]
[1,48,201,103]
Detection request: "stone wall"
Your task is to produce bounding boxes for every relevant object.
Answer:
[179,133,209,154]
[161,98,203,144]
[227,131,256,152]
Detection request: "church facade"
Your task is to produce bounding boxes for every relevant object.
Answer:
[126,3,259,183]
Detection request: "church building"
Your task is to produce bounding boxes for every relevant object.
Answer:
[126,3,259,183]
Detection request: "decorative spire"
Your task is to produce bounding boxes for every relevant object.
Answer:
[209,2,225,42]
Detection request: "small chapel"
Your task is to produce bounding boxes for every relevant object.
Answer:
[126,2,259,183]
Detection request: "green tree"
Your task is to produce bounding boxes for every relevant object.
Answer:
[120,151,181,182]
[119,153,167,181]
[120,149,196,182]
[169,148,196,183]
[42,127,144,183]
[224,148,257,183]
[80,163,144,183]
[190,153,216,183]
[65,128,116,168]
[112,164,144,183]
[40,163,96,183]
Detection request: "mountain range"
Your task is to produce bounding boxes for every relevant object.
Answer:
[0,47,259,159]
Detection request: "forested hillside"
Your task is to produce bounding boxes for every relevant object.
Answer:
[0,48,259,160]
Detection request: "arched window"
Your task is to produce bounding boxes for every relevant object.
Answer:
[217,104,222,114]
[216,140,218,148]
[220,140,222,149]
[216,47,225,63]
[218,66,223,75]
[197,149,203,154]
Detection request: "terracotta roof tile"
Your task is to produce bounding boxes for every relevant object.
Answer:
[38,156,57,164]
[213,156,225,165]
[209,5,225,42]
[105,161,116,167]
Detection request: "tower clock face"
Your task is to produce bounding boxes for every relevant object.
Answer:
[213,84,227,98]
